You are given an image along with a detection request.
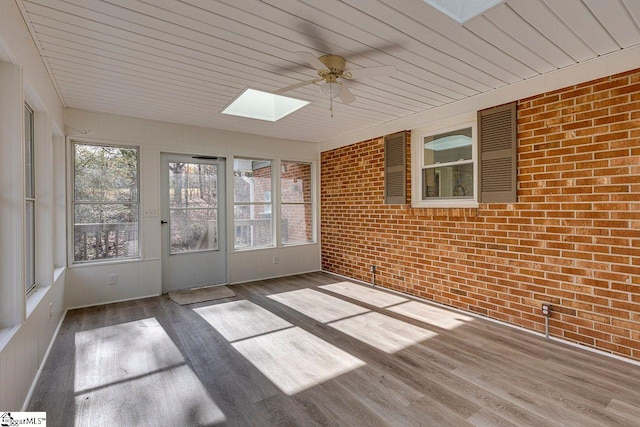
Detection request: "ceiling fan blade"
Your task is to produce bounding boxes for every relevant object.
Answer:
[338,84,356,104]
[294,51,328,72]
[345,65,398,80]
[273,78,321,95]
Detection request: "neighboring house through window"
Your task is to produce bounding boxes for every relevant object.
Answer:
[233,158,273,249]
[281,161,314,245]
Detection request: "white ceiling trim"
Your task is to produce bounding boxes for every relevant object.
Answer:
[14,0,640,145]
[319,44,640,152]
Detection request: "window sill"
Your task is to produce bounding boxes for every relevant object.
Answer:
[412,199,479,209]
[0,325,20,353]
[26,285,52,318]
[282,241,318,247]
[69,257,141,269]
[54,266,66,282]
[232,245,276,253]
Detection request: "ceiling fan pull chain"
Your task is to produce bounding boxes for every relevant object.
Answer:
[330,95,334,118]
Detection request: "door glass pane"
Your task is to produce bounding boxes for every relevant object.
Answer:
[170,208,218,253]
[168,162,218,254]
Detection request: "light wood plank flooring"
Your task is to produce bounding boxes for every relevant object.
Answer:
[29,272,640,426]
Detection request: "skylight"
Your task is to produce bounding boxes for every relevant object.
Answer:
[221,88,309,122]
[422,0,504,23]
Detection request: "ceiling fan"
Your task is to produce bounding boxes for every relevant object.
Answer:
[274,51,398,116]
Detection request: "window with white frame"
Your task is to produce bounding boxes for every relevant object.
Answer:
[413,117,477,208]
[233,158,273,249]
[281,161,314,245]
[25,104,36,294]
[72,142,140,263]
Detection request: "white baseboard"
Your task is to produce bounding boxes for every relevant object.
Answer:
[321,270,640,368]
[22,308,68,411]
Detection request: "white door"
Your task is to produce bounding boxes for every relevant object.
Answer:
[161,154,226,292]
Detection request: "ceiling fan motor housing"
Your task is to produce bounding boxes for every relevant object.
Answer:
[318,54,346,76]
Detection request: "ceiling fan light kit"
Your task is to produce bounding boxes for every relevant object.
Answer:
[273,51,398,117]
[320,81,342,99]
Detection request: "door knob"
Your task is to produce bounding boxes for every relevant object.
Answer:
[161,220,167,225]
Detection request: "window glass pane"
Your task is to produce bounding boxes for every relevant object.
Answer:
[281,161,311,203]
[281,204,313,245]
[73,143,139,263]
[233,158,271,203]
[422,163,474,199]
[234,157,273,249]
[423,128,472,166]
[73,203,139,262]
[168,162,218,208]
[24,106,34,198]
[170,208,218,253]
[74,144,138,202]
[25,201,35,293]
[234,204,272,248]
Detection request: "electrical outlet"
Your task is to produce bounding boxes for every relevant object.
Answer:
[273,256,279,264]
[541,303,552,316]
[108,273,118,285]
[49,302,53,318]
[370,265,376,273]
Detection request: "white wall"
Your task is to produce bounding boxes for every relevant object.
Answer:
[65,109,322,308]
[0,0,66,410]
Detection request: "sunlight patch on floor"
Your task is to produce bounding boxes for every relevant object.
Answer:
[267,288,369,323]
[268,288,438,354]
[194,299,292,341]
[387,301,474,330]
[232,327,365,395]
[74,317,225,425]
[320,281,408,307]
[196,299,366,395]
[329,311,437,354]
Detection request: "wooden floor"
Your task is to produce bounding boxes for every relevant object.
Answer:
[29,272,640,426]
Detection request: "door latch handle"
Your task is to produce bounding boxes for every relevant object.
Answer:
[161,220,167,225]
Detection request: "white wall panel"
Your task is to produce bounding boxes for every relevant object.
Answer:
[0,2,66,411]
[65,109,321,308]
[229,244,322,285]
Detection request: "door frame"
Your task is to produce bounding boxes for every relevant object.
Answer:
[160,152,228,292]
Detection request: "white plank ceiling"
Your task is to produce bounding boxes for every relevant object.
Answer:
[18,0,640,143]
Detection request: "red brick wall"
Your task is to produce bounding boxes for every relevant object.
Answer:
[321,69,640,361]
